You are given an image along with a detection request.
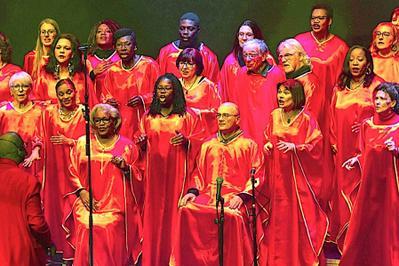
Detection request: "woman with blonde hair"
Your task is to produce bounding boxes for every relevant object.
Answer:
[23,18,60,80]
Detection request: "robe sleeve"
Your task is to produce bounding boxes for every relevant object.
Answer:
[67,140,85,195]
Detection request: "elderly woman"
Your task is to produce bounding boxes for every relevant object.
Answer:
[23,18,60,81]
[63,103,142,265]
[177,47,221,135]
[34,33,95,105]
[219,20,275,101]
[87,19,120,100]
[329,45,385,252]
[0,33,22,103]
[0,71,43,179]
[340,82,399,266]
[40,79,86,259]
[262,79,327,266]
[370,22,399,82]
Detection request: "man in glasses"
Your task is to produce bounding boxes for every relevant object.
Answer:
[172,102,264,266]
[157,12,220,83]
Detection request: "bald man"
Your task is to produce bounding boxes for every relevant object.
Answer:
[0,132,52,266]
[170,102,264,266]
[157,12,220,83]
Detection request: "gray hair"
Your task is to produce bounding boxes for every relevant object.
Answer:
[277,38,311,66]
[90,103,122,133]
[242,39,269,54]
[9,71,33,88]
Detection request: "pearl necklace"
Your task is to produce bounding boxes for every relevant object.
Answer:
[59,107,77,122]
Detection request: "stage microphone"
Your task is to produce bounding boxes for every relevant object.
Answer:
[216,177,224,201]
[250,167,256,176]
[78,44,91,51]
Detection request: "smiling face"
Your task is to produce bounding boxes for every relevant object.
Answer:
[92,109,115,138]
[96,23,113,47]
[156,78,174,106]
[238,25,255,48]
[56,83,77,109]
[242,42,266,72]
[374,90,396,114]
[310,9,331,34]
[349,48,369,79]
[40,22,57,47]
[54,38,73,65]
[374,25,395,51]
[10,79,32,104]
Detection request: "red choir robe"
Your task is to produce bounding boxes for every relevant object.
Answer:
[329,75,384,251]
[0,102,43,180]
[87,51,120,101]
[0,63,22,103]
[139,109,203,266]
[0,158,52,266]
[261,108,328,266]
[33,68,96,106]
[40,104,86,256]
[340,114,399,266]
[103,56,160,140]
[23,50,49,82]
[157,42,220,83]
[180,76,221,136]
[63,135,143,265]
[295,32,348,101]
[170,131,264,266]
[371,53,399,83]
[231,65,285,146]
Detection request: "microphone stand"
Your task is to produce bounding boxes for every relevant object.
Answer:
[250,168,258,266]
[80,46,94,266]
[215,192,224,266]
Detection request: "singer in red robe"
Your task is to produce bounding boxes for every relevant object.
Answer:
[340,83,399,266]
[0,132,52,266]
[63,103,142,265]
[0,33,22,103]
[370,22,399,83]
[170,102,264,266]
[261,80,328,266]
[103,28,160,140]
[157,12,220,83]
[232,39,285,146]
[137,74,203,266]
[329,46,384,252]
[40,79,86,258]
[295,4,348,102]
[0,72,43,180]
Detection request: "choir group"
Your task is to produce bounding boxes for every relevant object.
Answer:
[0,4,399,266]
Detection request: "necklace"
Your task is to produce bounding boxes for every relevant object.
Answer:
[59,107,77,122]
[281,109,299,125]
[183,76,199,94]
[349,79,364,91]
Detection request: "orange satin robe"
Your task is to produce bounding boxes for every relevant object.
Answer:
[371,53,399,83]
[232,65,286,146]
[170,132,264,266]
[40,104,86,256]
[139,109,203,266]
[64,135,142,265]
[261,108,328,266]
[157,42,220,83]
[33,67,95,105]
[103,56,160,139]
[329,76,384,251]
[180,76,221,136]
[0,63,22,103]
[87,51,120,101]
[0,102,43,179]
[23,50,49,82]
[340,116,399,266]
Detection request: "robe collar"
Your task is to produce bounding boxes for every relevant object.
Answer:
[217,128,243,145]
[286,65,311,79]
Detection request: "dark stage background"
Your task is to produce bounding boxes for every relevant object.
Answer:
[1,0,398,66]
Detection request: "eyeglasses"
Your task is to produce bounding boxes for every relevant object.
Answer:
[375,31,391,37]
[243,53,260,59]
[40,29,56,35]
[11,84,30,90]
[93,117,112,124]
[216,113,239,119]
[278,53,296,60]
[178,61,195,68]
[311,16,327,21]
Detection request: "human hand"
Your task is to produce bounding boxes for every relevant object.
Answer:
[229,195,243,210]
[170,131,187,146]
[179,193,196,207]
[263,142,273,156]
[105,98,120,109]
[50,133,74,146]
[276,140,295,153]
[111,156,128,170]
[342,156,359,171]
[135,134,147,151]
[92,60,113,76]
[22,147,41,168]
[351,122,361,134]
[79,189,98,211]
[127,96,142,107]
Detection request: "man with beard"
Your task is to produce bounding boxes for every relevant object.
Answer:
[103,28,160,139]
[157,12,220,83]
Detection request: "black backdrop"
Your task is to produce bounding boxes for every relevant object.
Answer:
[1,0,398,66]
